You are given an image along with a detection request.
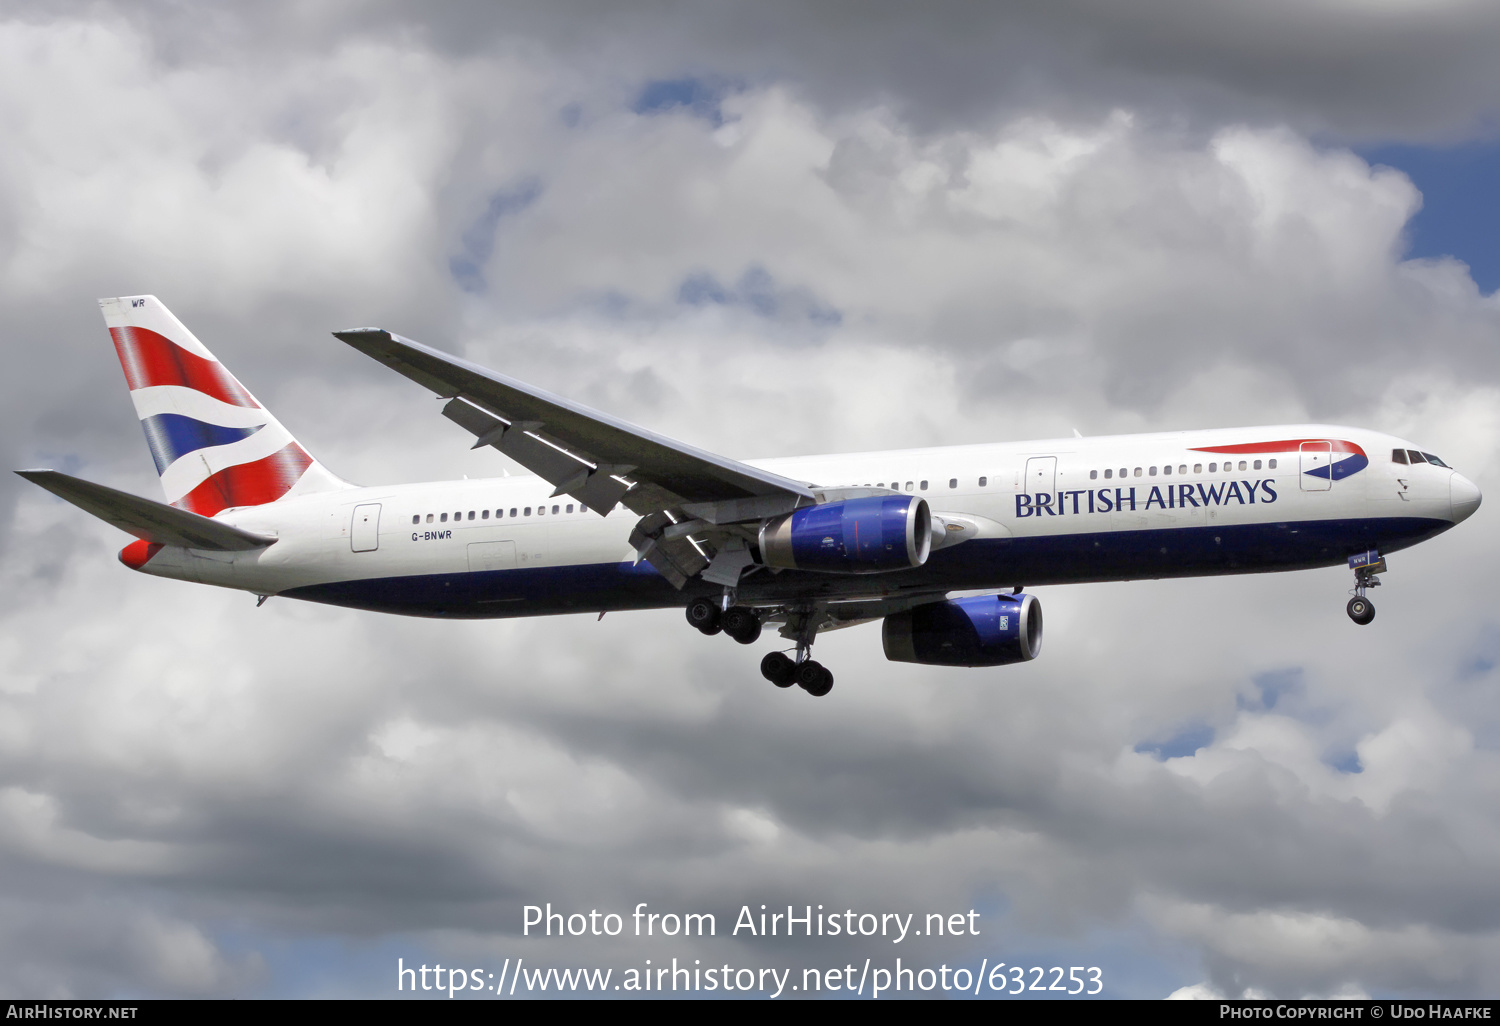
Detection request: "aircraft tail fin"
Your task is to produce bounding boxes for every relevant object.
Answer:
[99,296,348,515]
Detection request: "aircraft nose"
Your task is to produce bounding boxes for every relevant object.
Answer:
[1451,472,1482,523]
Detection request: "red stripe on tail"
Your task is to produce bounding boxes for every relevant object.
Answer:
[109,326,259,408]
[173,442,314,517]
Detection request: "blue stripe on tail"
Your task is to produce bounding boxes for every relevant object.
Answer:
[139,414,263,474]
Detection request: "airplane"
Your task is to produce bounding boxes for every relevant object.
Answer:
[16,296,1483,698]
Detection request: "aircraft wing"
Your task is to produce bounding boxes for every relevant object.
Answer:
[335,328,819,586]
[16,470,276,551]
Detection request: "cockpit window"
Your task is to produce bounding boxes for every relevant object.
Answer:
[1422,453,1450,469]
[1392,449,1409,465]
[1407,450,1427,464]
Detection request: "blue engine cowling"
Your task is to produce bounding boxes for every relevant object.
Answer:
[758,495,932,573]
[882,593,1043,667]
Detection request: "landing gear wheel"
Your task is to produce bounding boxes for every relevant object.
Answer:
[685,597,721,635]
[796,660,834,697]
[1346,596,1375,625]
[760,651,796,688]
[722,607,762,645]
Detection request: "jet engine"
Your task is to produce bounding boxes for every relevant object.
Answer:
[758,495,931,573]
[882,593,1043,667]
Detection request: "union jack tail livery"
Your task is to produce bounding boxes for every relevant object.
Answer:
[100,296,347,516]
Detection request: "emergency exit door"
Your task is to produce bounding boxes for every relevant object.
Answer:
[351,504,381,551]
[1025,456,1057,494]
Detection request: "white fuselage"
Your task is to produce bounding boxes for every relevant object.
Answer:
[128,424,1478,618]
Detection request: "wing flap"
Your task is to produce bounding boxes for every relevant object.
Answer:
[16,470,276,551]
[439,396,638,513]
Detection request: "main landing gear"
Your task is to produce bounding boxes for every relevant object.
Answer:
[765,604,834,697]
[1345,550,1386,626]
[685,596,833,697]
[758,651,833,696]
[685,595,762,645]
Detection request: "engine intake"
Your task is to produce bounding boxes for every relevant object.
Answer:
[759,495,931,573]
[883,593,1043,667]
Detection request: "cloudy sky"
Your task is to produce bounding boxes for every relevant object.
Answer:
[3,0,1500,1000]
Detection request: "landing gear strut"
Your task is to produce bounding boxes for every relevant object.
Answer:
[1346,550,1385,626]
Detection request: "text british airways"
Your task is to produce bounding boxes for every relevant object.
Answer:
[1015,479,1278,518]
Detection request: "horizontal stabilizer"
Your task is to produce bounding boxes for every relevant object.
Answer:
[16,470,276,551]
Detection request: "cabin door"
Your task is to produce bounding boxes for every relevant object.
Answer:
[1299,442,1333,492]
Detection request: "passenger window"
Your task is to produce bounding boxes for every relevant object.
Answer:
[1178,465,1187,474]
[1089,470,1098,480]
[1392,449,1409,465]
[454,511,461,520]
[1119,468,1127,478]
[949,478,958,489]
[905,480,914,491]
[411,515,419,525]
[1134,467,1142,477]
[552,505,560,514]
[482,510,489,519]
[440,513,448,522]
[978,477,987,487]
[1208,463,1216,472]
[1253,460,1261,470]
[426,514,434,523]
[580,504,588,513]
[1268,459,1277,469]
[496,509,503,518]
[919,480,928,491]
[538,505,545,516]
[1193,464,1202,474]
[1150,466,1158,476]
[566,504,574,513]
[510,508,518,517]
[1238,461,1247,471]
[525,507,532,516]
[1162,465,1171,475]
[1104,469,1113,479]
[468,511,475,520]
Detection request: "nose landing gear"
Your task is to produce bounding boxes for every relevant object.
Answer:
[1346,550,1385,625]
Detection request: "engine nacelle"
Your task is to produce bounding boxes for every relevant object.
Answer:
[882,593,1043,667]
[758,495,931,573]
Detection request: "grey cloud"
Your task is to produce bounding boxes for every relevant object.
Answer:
[63,1,1500,141]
